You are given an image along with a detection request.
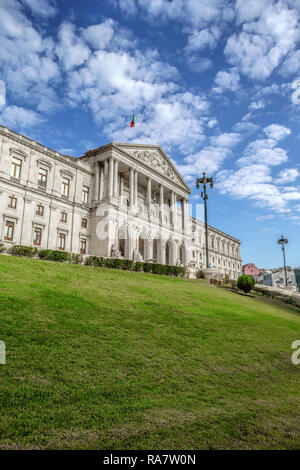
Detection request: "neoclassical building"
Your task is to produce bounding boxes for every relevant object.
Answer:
[0,125,242,279]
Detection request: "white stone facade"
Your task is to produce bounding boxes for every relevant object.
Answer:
[0,125,242,279]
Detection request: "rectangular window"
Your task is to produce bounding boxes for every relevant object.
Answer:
[8,196,17,209]
[61,212,67,223]
[82,186,89,203]
[36,204,44,217]
[58,233,66,250]
[10,157,22,179]
[61,177,70,197]
[81,218,87,228]
[38,168,48,188]
[80,238,86,255]
[4,221,14,241]
[33,228,42,246]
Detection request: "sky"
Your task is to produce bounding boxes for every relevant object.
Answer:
[0,0,299,268]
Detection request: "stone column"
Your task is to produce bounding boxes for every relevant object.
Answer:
[170,191,175,226]
[159,184,164,223]
[119,174,124,199]
[94,161,99,203]
[103,158,108,198]
[147,177,151,212]
[134,170,138,206]
[113,159,118,199]
[99,164,104,200]
[108,157,114,198]
[129,167,134,207]
[182,198,188,231]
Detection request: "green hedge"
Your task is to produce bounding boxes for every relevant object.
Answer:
[84,256,184,277]
[237,274,255,293]
[11,245,38,257]
[38,249,69,262]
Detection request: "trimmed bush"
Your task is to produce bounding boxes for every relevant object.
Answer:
[143,262,152,273]
[196,270,205,279]
[70,253,83,264]
[237,274,255,294]
[0,242,6,253]
[134,261,143,272]
[11,245,37,257]
[38,249,69,262]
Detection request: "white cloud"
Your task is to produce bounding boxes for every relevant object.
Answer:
[21,0,57,18]
[56,23,91,71]
[263,124,291,141]
[0,80,5,107]
[280,50,300,76]
[233,121,260,134]
[249,100,265,110]
[225,0,300,80]
[275,168,299,183]
[291,78,300,104]
[210,132,241,148]
[187,26,221,51]
[212,68,240,93]
[178,146,233,178]
[0,105,44,129]
[217,164,300,212]
[186,57,213,73]
[238,139,288,167]
[207,119,217,128]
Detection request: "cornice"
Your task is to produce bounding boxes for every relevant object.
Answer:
[0,125,94,177]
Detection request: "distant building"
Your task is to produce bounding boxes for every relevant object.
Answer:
[256,268,298,292]
[242,263,261,277]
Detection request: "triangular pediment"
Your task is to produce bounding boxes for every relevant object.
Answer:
[114,143,190,192]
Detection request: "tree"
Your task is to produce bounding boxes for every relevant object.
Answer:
[237,274,255,294]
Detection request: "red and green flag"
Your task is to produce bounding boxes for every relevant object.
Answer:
[130,114,135,127]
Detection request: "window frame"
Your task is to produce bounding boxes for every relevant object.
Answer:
[4,221,15,241]
[80,238,87,255]
[61,177,70,197]
[10,157,22,179]
[36,204,44,217]
[38,167,48,188]
[58,232,66,251]
[82,185,89,204]
[61,211,67,223]
[33,227,42,246]
[8,196,17,209]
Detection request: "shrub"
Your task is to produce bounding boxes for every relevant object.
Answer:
[11,245,37,257]
[173,266,184,277]
[70,253,83,264]
[0,241,6,253]
[196,270,205,279]
[143,262,152,273]
[237,274,255,293]
[134,261,143,272]
[38,249,69,262]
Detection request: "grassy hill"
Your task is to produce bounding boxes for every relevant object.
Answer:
[0,255,299,450]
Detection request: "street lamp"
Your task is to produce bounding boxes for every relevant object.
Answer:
[277,235,288,287]
[196,172,214,269]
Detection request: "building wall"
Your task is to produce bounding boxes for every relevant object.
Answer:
[0,125,242,279]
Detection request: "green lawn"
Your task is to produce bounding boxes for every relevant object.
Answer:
[0,255,299,450]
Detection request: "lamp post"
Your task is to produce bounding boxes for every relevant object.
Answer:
[277,235,288,287]
[196,172,214,269]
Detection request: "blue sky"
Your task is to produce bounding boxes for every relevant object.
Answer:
[0,0,299,268]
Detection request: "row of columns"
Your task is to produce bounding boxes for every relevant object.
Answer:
[94,157,189,230]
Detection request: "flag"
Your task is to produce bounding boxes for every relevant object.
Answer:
[130,114,135,127]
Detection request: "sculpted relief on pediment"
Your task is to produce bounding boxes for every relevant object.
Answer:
[127,149,181,185]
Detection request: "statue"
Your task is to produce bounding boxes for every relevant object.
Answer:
[133,249,143,262]
[111,244,122,259]
[176,258,183,267]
